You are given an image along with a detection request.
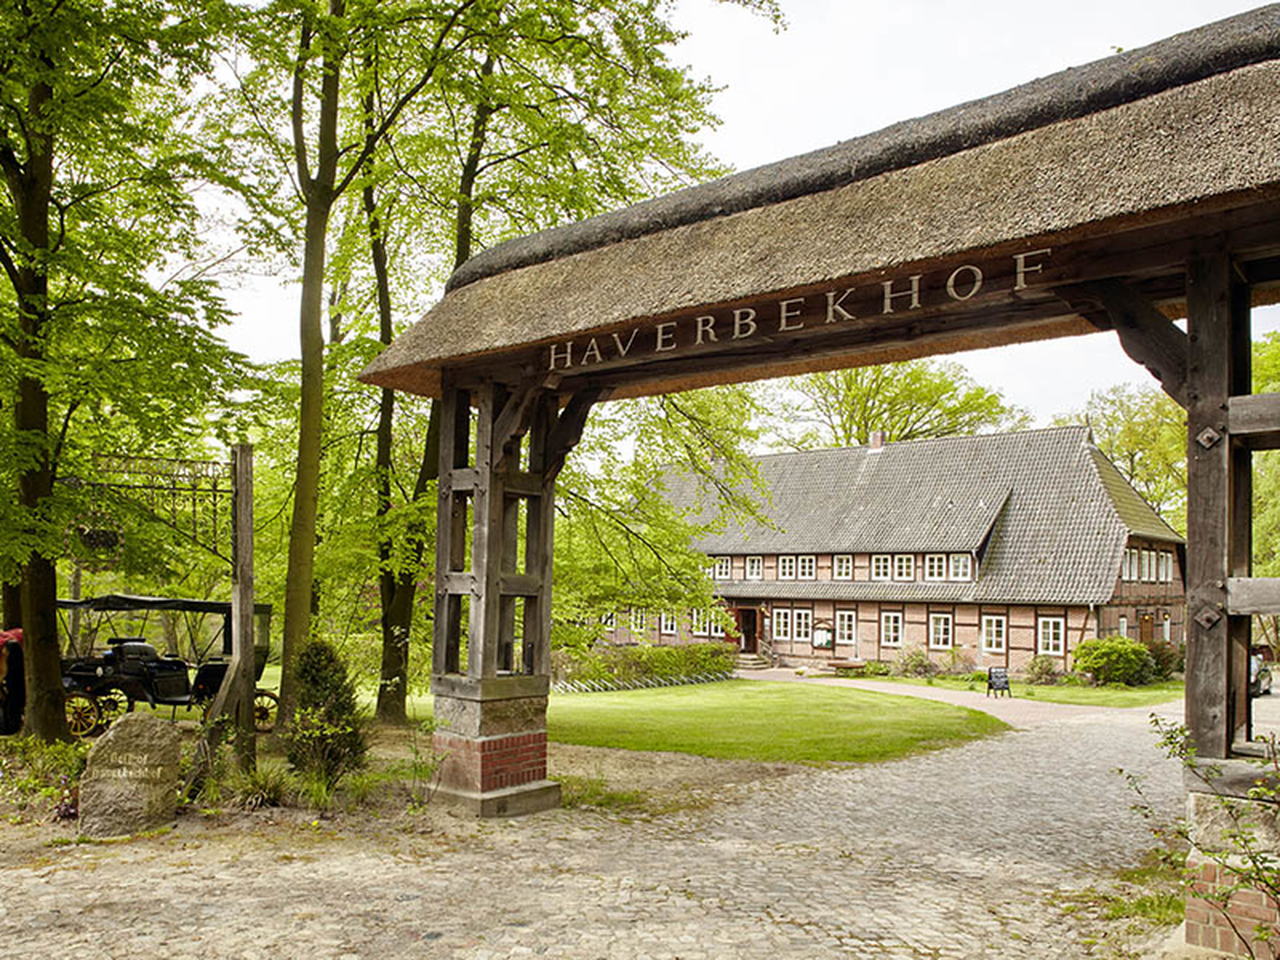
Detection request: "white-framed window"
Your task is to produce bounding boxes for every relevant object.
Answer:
[1038,616,1065,655]
[1143,549,1154,582]
[881,611,903,647]
[710,613,725,638]
[949,554,972,581]
[929,613,953,650]
[924,554,947,581]
[1162,616,1171,642]
[1118,614,1128,637]
[1161,551,1174,583]
[773,606,792,642]
[778,555,797,580]
[835,609,857,646]
[660,612,677,635]
[893,554,914,581]
[691,609,709,637]
[712,556,732,580]
[745,555,763,581]
[833,554,853,580]
[601,612,616,629]
[981,615,1006,653]
[630,609,646,634]
[797,554,817,580]
[871,554,892,581]
[793,607,813,643]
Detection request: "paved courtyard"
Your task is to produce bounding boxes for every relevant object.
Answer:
[1,682,1190,958]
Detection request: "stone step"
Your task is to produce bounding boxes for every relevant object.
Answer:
[735,654,771,671]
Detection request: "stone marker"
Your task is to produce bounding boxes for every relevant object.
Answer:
[79,712,182,838]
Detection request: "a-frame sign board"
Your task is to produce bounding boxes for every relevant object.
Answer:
[363,7,1280,816]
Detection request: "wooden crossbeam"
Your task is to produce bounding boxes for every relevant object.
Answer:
[1227,577,1280,616]
[1055,280,1189,408]
[1227,393,1280,449]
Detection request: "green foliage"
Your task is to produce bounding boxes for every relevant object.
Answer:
[281,640,369,790]
[1073,636,1157,687]
[0,735,89,818]
[227,761,294,811]
[894,648,937,678]
[770,360,1029,450]
[862,660,892,677]
[554,641,736,685]
[1142,637,1185,682]
[1025,654,1060,685]
[554,775,649,813]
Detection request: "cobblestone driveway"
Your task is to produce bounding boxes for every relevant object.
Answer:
[1,686,1187,958]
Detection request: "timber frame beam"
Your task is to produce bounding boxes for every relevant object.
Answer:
[1054,280,1190,408]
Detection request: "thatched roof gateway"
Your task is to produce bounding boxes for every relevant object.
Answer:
[361,6,1280,400]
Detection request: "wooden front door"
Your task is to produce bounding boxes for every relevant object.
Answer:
[1140,613,1154,644]
[736,609,758,653]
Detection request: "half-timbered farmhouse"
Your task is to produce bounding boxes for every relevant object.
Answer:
[606,426,1185,672]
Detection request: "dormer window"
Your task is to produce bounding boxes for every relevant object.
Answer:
[745,555,763,580]
[949,554,972,581]
[924,554,946,581]
[797,555,816,580]
[893,554,914,581]
[712,556,731,580]
[833,554,853,580]
[778,555,797,580]
[871,554,892,581]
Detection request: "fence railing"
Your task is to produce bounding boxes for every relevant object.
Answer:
[551,670,734,694]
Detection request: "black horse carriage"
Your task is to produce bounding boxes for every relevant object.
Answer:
[57,595,277,737]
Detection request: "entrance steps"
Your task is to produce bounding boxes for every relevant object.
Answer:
[736,652,771,671]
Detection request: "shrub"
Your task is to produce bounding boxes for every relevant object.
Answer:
[281,640,369,790]
[1073,636,1157,686]
[1025,654,1060,685]
[894,648,936,677]
[943,649,975,676]
[862,660,891,676]
[552,641,736,685]
[1143,637,1184,681]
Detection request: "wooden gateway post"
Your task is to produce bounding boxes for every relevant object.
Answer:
[363,6,1280,843]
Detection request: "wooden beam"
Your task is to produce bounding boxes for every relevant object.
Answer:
[546,387,606,480]
[1227,578,1280,616]
[492,373,561,471]
[1185,250,1233,759]
[1227,393,1280,449]
[1055,280,1189,407]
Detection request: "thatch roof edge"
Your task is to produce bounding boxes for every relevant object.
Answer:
[446,5,1280,293]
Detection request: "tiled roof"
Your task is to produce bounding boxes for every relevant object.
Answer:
[674,426,1183,606]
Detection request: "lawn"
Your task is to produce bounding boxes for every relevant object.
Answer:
[870,675,1184,708]
[544,679,1008,764]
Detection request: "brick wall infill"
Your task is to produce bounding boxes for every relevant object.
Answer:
[434,730,548,795]
[1185,856,1280,957]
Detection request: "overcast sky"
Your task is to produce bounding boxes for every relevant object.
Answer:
[223,0,1279,424]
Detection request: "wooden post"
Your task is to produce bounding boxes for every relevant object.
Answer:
[203,445,256,771]
[1185,250,1250,759]
[231,444,256,770]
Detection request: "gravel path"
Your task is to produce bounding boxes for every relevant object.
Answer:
[0,682,1189,958]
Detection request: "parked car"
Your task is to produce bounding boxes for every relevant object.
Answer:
[1251,654,1272,698]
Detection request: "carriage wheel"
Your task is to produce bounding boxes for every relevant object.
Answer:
[65,693,101,738]
[95,691,126,732]
[253,690,278,734]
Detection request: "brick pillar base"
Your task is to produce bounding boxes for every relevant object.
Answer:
[429,675,560,817]
[1185,789,1280,956]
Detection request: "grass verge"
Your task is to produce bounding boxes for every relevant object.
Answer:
[546,679,1007,764]
[868,676,1184,708]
